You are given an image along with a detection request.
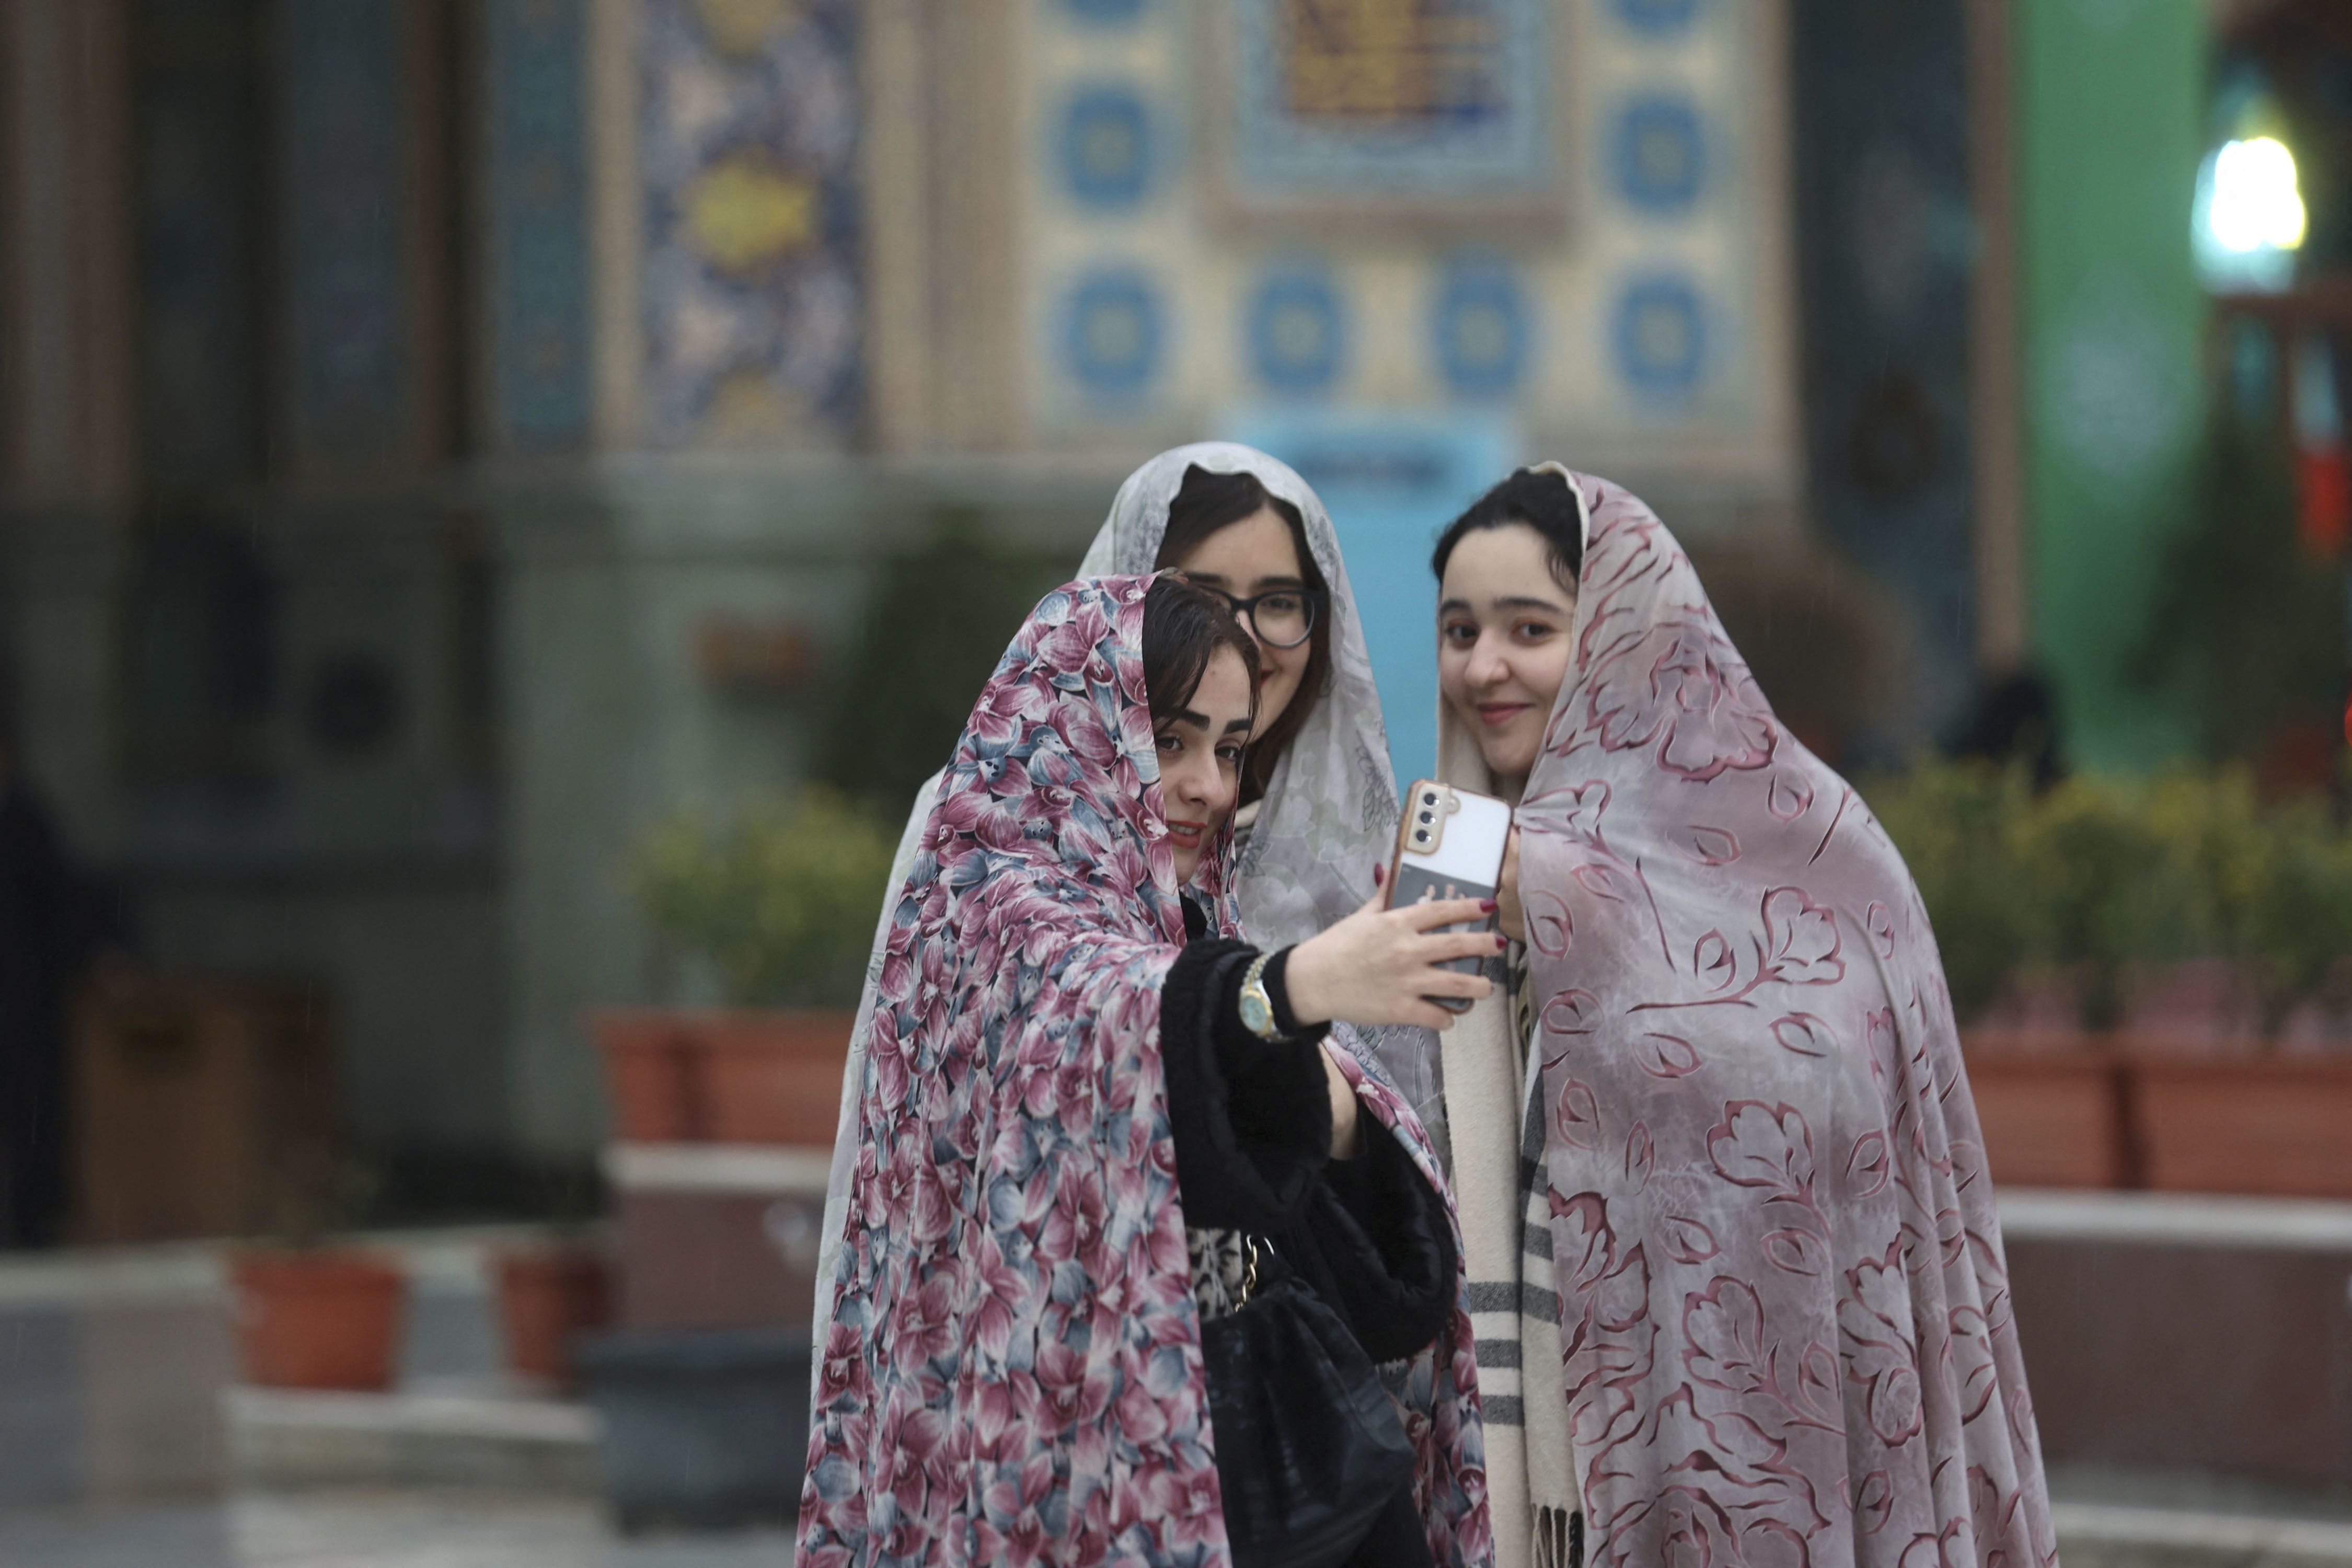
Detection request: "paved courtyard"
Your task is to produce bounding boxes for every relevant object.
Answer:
[0,1490,791,1568]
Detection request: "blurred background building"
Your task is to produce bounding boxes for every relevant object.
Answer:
[0,0,2340,1255]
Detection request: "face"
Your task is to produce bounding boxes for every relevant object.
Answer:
[1168,506,1312,736]
[1437,524,1579,793]
[1154,646,1254,886]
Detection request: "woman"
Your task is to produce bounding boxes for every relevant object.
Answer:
[799,577,1493,1568]
[813,445,1441,1371]
[1429,467,2054,1568]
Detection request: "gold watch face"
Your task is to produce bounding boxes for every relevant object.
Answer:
[1239,985,1275,1037]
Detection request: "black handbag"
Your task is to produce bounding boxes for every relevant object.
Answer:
[1198,1240,1418,1568]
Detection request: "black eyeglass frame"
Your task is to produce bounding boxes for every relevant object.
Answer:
[1190,584,1328,651]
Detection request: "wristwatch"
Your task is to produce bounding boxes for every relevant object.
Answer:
[1238,952,1288,1042]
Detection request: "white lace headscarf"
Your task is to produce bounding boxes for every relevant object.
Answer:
[810,444,1440,1390]
[1077,443,1408,955]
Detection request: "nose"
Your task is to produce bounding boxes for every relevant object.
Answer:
[1465,630,1511,688]
[1169,753,1213,810]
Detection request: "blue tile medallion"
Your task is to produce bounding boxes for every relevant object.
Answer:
[1247,264,1345,396]
[1434,259,1529,398]
[1057,85,1156,211]
[1062,267,1166,396]
[1613,0,1701,39]
[1611,271,1708,401]
[1610,93,1705,215]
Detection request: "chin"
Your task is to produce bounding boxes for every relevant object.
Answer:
[1482,738,1539,781]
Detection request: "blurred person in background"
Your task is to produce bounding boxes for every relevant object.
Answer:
[1428,467,2054,1568]
[811,444,1442,1376]
[0,706,129,1249]
[800,576,1491,1568]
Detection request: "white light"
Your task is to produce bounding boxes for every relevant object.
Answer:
[2208,136,2307,253]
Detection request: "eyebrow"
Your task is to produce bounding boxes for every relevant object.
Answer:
[1222,717,1253,735]
[1180,571,1306,591]
[1438,594,1569,615]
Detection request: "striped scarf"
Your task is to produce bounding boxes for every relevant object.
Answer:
[1445,944,1581,1568]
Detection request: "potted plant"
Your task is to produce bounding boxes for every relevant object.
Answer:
[492,1236,615,1391]
[2130,789,2352,1197]
[1866,762,2137,1189]
[1871,761,2352,1197]
[228,1148,406,1391]
[595,788,898,1146]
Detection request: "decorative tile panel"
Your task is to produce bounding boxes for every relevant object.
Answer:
[1016,0,1785,464]
[1219,0,1554,212]
[639,0,861,447]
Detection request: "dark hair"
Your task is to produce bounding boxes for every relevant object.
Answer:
[1142,575,1260,729]
[1430,467,1583,586]
[1155,465,1330,800]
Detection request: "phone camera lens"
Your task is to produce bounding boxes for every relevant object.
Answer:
[1417,811,1433,824]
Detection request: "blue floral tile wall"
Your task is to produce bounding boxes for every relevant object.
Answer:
[1016,0,1781,459]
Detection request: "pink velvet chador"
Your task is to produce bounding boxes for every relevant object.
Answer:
[1508,475,2056,1568]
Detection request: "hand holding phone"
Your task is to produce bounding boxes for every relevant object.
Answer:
[1386,781,1514,1013]
[1284,886,1498,1032]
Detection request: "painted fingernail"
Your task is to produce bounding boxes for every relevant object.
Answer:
[1373,864,1386,886]
[1479,899,1497,913]
[1494,933,1508,949]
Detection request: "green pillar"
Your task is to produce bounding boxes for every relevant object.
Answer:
[2018,0,2206,770]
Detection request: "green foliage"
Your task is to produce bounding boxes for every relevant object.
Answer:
[1863,761,2352,1035]
[633,788,900,1008]
[2135,409,2344,765]
[815,514,1070,811]
[1862,763,2035,1024]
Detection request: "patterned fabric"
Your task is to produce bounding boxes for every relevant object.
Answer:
[797,577,1492,1568]
[1185,1228,1259,1319]
[812,444,1440,1398]
[1503,474,2055,1568]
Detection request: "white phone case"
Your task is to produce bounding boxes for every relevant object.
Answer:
[1387,780,1514,1012]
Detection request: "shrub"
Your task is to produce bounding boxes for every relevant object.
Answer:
[1863,760,2352,1037]
[1861,762,2034,1024]
[633,788,901,1008]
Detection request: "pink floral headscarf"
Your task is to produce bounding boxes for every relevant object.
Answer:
[1512,477,2056,1568]
[797,577,1491,1568]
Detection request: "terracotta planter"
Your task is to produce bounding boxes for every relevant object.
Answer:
[593,1008,855,1146]
[494,1244,614,1388]
[2133,1057,2352,1198]
[229,1249,407,1391]
[1957,1042,2133,1189]
[698,1011,855,1145]
[592,1010,706,1142]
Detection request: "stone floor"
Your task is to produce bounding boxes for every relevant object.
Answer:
[11,1485,2352,1568]
[0,1490,792,1568]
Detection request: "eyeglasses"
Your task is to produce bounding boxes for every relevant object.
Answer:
[1190,584,1325,651]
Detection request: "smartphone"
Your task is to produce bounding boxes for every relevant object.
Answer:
[1385,780,1514,1013]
